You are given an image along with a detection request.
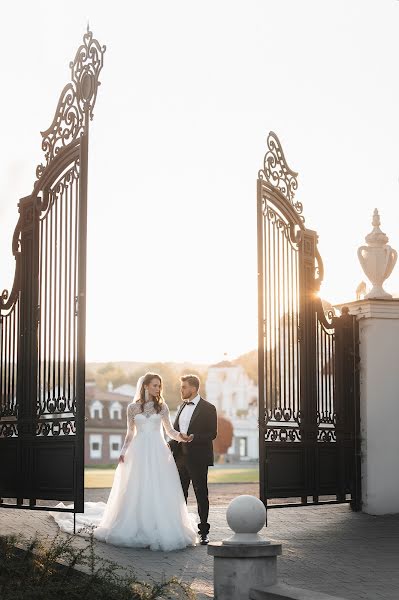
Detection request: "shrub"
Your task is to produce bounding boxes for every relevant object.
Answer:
[0,531,195,600]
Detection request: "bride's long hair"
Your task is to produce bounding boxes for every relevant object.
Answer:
[137,372,164,414]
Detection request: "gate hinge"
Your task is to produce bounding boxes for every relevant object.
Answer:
[74,296,79,316]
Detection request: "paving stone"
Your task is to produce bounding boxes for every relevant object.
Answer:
[0,485,398,599]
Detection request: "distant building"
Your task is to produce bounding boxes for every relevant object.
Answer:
[113,383,136,397]
[85,381,132,465]
[206,361,258,462]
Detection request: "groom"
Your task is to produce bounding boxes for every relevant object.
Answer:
[169,374,217,545]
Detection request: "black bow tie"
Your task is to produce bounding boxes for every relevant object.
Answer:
[184,401,195,406]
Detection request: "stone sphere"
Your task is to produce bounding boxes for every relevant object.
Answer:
[226,495,266,534]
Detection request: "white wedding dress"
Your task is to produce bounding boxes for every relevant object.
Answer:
[50,400,198,551]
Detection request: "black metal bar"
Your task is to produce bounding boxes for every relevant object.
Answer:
[329,334,335,418]
[58,187,63,399]
[264,209,274,414]
[11,310,16,416]
[288,245,294,415]
[53,188,58,401]
[72,178,78,409]
[272,221,277,411]
[48,200,53,402]
[38,217,43,415]
[75,133,89,514]
[295,249,300,420]
[267,500,351,510]
[0,502,76,512]
[6,307,10,410]
[63,181,68,403]
[323,325,327,419]
[42,205,48,413]
[0,317,3,415]
[68,178,73,404]
[257,181,266,506]
[276,222,281,414]
[284,234,288,412]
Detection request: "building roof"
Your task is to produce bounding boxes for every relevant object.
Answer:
[85,384,132,403]
[113,384,136,397]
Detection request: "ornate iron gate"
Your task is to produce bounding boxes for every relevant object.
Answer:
[257,132,361,510]
[0,30,105,515]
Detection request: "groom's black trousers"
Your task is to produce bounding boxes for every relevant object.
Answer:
[175,454,210,535]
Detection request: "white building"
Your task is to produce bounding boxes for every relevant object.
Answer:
[206,361,258,462]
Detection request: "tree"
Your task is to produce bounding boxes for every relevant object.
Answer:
[213,415,234,463]
[233,350,257,384]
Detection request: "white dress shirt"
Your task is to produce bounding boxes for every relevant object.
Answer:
[178,394,201,434]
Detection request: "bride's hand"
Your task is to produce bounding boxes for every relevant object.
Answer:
[118,455,125,463]
[180,433,194,443]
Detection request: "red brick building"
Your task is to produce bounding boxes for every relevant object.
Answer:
[84,381,133,466]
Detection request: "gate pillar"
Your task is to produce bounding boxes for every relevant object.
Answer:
[345,299,399,514]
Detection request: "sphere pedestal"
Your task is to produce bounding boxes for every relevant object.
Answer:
[209,495,348,600]
[208,542,282,600]
[208,496,280,600]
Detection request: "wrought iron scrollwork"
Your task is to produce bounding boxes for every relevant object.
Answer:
[39,161,80,218]
[264,409,302,442]
[0,422,18,437]
[265,427,301,442]
[36,28,106,180]
[263,205,302,248]
[316,296,336,331]
[317,411,337,426]
[265,407,301,425]
[259,131,302,214]
[317,428,337,442]
[37,395,75,417]
[36,419,76,437]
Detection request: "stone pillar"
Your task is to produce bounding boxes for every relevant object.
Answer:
[345,299,399,515]
[208,495,281,600]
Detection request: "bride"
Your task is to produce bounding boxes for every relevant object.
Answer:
[51,372,198,551]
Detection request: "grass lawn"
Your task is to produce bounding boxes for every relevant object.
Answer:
[85,466,259,488]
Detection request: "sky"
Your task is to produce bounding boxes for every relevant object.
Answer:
[1,0,399,364]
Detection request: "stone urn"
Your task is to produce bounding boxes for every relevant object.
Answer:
[357,209,397,299]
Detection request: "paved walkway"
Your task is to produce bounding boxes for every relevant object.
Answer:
[0,485,398,599]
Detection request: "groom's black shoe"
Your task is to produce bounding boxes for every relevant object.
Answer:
[200,534,209,545]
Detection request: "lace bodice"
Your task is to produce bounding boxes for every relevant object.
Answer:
[120,400,181,456]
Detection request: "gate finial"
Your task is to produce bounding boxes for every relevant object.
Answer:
[258,131,302,216]
[36,29,106,181]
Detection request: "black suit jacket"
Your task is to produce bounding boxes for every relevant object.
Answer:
[169,397,217,466]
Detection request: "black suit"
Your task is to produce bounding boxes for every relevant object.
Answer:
[169,397,217,535]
